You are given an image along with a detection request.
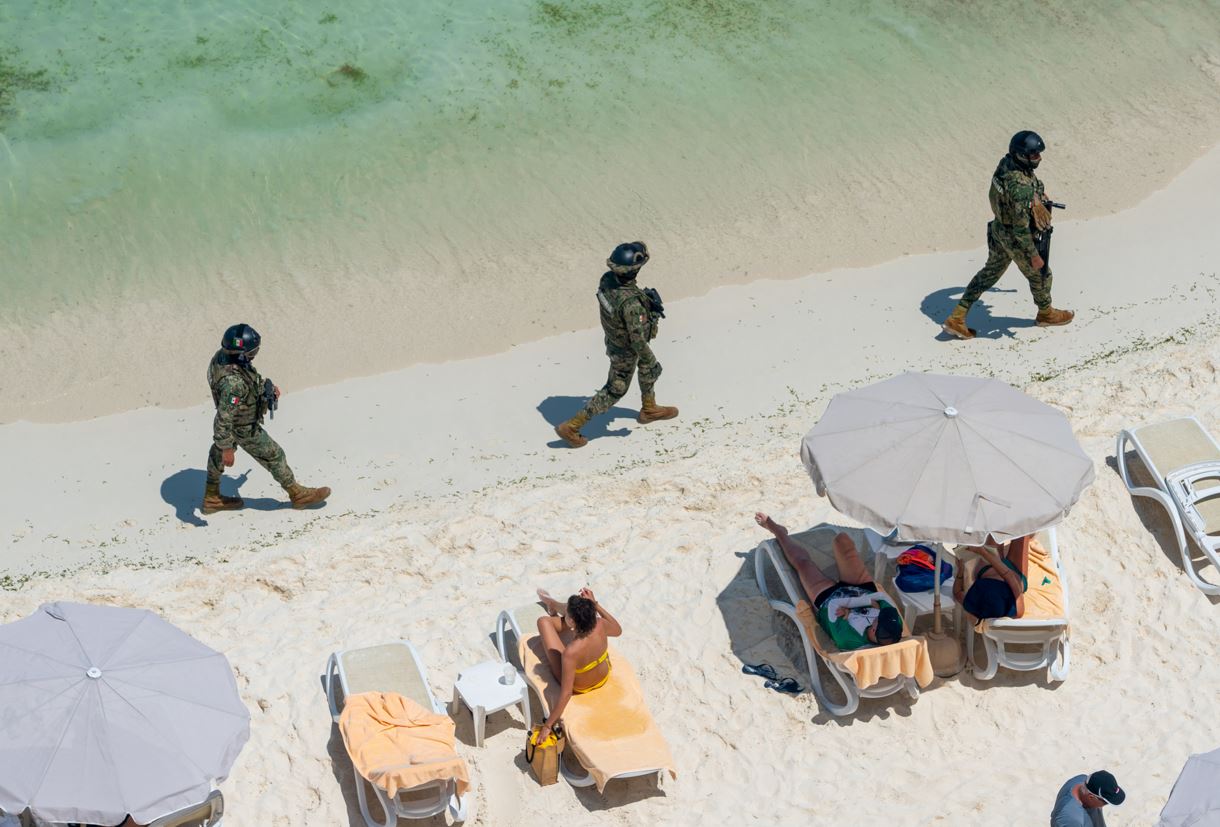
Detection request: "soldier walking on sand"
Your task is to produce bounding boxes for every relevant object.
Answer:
[201,323,330,514]
[942,130,1074,339]
[555,242,679,448]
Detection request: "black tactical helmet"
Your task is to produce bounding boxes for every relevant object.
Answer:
[607,241,650,278]
[221,323,261,360]
[1008,130,1046,169]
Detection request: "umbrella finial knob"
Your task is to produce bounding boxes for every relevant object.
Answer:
[86,667,102,679]
[944,406,958,418]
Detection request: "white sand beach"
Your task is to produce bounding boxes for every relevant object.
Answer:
[2,135,1220,825]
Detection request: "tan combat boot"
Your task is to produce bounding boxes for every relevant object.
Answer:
[1035,307,1075,327]
[555,411,590,448]
[638,394,679,424]
[941,306,975,340]
[201,482,243,515]
[285,482,331,509]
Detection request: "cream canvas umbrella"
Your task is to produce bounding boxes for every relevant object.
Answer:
[800,373,1094,673]
[1159,747,1220,827]
[0,602,250,825]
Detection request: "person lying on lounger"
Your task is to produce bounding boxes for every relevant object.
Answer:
[755,514,904,650]
[534,587,623,745]
[953,534,1031,622]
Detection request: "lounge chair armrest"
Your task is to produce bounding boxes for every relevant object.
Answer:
[324,652,342,722]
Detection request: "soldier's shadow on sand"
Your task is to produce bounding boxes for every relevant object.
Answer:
[537,396,635,449]
[160,468,286,526]
[921,287,1037,340]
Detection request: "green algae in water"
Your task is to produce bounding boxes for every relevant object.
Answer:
[0,51,53,125]
[327,63,368,84]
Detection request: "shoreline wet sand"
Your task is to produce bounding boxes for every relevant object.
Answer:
[3,1,1220,423]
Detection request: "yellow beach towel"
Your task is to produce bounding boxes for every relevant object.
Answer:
[519,636,677,793]
[339,691,470,798]
[795,599,934,690]
[1018,538,1066,621]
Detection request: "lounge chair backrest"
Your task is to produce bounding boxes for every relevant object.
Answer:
[340,644,432,709]
[1118,418,1220,596]
[763,525,878,604]
[1133,419,1220,481]
[146,790,224,827]
[761,526,886,656]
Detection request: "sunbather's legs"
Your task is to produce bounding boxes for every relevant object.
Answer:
[537,588,566,617]
[755,513,836,599]
[832,532,872,586]
[536,615,566,678]
[1005,535,1031,579]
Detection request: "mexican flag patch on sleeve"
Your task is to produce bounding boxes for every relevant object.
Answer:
[229,396,240,405]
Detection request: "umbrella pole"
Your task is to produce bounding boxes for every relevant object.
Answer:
[925,544,962,677]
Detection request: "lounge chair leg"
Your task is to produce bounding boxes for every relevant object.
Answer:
[559,753,597,787]
[355,774,395,827]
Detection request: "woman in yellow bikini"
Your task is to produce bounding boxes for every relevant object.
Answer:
[534,587,623,745]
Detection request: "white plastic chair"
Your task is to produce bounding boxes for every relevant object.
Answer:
[324,641,468,826]
[964,527,1071,683]
[753,525,921,717]
[1117,416,1220,594]
[144,790,225,827]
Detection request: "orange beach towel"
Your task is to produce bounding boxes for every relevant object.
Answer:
[339,691,470,797]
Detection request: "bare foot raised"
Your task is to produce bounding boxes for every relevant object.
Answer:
[754,512,789,538]
[537,588,565,617]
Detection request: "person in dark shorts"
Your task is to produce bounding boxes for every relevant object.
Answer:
[954,534,1031,623]
[755,513,904,650]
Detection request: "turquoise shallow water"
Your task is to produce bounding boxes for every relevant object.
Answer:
[2,1,1220,420]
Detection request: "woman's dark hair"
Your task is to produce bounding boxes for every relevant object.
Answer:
[567,595,597,636]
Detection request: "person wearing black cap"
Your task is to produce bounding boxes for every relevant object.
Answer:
[1051,770,1125,826]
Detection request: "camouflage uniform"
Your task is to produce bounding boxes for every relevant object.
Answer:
[205,350,296,489]
[956,154,1053,312]
[581,271,663,418]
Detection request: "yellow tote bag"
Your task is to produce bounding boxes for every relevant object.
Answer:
[525,723,566,786]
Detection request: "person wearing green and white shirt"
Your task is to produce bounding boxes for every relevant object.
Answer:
[756,513,904,651]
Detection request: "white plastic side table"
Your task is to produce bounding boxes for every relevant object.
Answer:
[451,660,531,748]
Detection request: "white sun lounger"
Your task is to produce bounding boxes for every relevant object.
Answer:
[144,790,224,827]
[1117,417,1220,594]
[754,525,925,717]
[494,603,675,791]
[324,641,469,825]
[964,527,1071,683]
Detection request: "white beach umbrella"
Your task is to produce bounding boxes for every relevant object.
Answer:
[801,372,1094,545]
[800,372,1093,675]
[1158,747,1220,827]
[0,602,250,825]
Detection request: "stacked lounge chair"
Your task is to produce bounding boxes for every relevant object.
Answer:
[1117,416,1220,594]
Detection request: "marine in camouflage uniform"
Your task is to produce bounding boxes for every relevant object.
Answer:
[201,323,330,514]
[943,130,1074,340]
[555,242,679,448]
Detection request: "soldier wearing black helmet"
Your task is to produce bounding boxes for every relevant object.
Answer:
[942,130,1074,339]
[201,323,330,514]
[554,242,679,448]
